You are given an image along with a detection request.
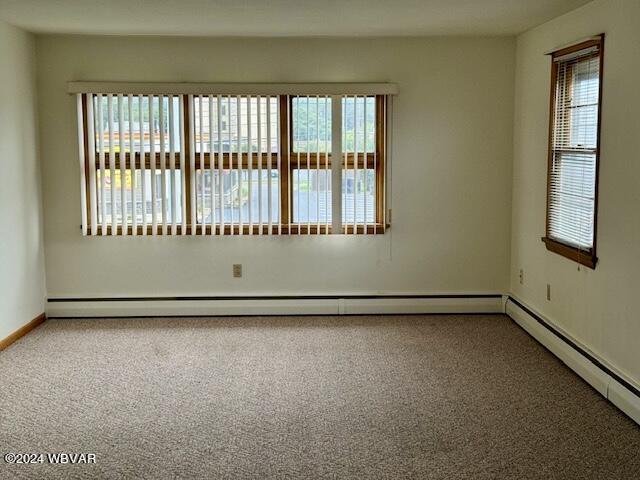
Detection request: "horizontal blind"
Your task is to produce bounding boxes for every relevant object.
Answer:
[548,43,601,250]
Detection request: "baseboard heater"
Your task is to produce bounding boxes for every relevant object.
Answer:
[506,296,640,426]
[46,294,504,318]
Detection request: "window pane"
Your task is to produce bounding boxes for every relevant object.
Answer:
[342,169,376,224]
[292,168,376,225]
[195,96,279,154]
[94,95,181,153]
[292,97,332,153]
[569,58,599,148]
[342,96,376,153]
[196,169,279,225]
[291,96,376,154]
[97,169,183,226]
[292,169,332,224]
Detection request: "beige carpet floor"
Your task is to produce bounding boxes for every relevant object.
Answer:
[1,314,639,479]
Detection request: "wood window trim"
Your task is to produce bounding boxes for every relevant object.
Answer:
[87,152,380,170]
[81,94,92,228]
[183,94,193,227]
[543,34,604,269]
[82,93,388,234]
[279,95,291,228]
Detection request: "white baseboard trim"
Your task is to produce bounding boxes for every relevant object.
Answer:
[343,296,502,314]
[46,294,504,318]
[609,378,640,425]
[506,296,640,426]
[47,298,339,318]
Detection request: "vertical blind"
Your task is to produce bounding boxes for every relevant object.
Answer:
[74,86,392,236]
[82,94,186,236]
[548,41,602,251]
[190,95,281,235]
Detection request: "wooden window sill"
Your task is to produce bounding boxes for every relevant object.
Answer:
[86,224,389,236]
[541,236,597,269]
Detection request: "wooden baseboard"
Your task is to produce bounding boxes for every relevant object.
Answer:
[0,313,46,351]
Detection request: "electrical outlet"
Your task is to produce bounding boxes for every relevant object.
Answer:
[519,269,524,285]
[233,264,242,278]
[547,283,551,301]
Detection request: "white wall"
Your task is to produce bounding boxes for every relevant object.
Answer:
[0,21,45,338]
[511,0,640,388]
[37,35,515,298]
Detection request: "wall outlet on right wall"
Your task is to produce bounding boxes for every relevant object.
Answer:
[519,269,524,285]
[546,283,551,301]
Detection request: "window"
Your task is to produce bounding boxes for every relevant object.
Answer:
[289,96,382,233]
[91,95,184,232]
[74,86,392,236]
[191,95,281,232]
[543,35,604,268]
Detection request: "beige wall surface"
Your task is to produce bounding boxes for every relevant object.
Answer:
[0,21,45,338]
[37,35,515,298]
[511,0,640,386]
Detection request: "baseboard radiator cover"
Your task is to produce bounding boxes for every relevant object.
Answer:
[506,296,640,426]
[46,294,504,318]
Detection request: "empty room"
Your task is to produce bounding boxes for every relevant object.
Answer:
[1,0,639,477]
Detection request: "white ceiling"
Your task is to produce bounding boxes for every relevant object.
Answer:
[0,0,591,37]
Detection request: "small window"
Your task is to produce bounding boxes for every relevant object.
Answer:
[543,35,604,268]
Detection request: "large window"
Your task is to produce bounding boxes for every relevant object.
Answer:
[543,35,603,268]
[75,88,391,236]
